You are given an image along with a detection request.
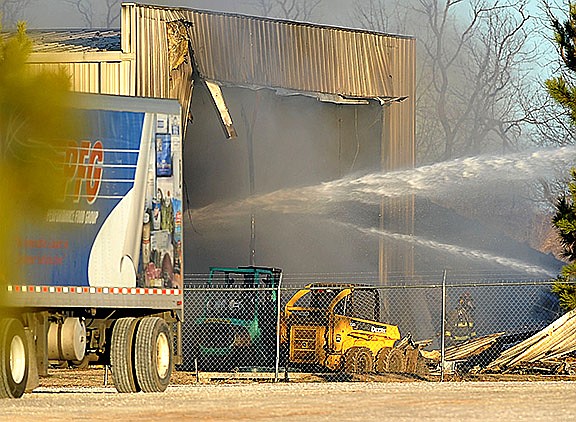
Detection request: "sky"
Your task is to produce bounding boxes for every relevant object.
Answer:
[22,0,361,30]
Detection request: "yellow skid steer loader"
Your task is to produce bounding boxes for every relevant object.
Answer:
[281,284,429,375]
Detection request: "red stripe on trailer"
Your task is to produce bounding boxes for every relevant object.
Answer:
[6,285,182,295]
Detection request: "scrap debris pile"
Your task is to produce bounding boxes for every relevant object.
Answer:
[427,309,576,375]
[483,308,576,375]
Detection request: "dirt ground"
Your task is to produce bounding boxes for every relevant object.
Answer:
[34,367,576,387]
[1,368,576,421]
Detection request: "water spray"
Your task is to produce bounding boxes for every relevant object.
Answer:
[339,222,557,277]
[189,146,576,226]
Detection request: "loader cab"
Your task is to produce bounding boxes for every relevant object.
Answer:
[286,284,382,323]
[339,288,381,321]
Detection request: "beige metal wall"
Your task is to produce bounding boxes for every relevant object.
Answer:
[27,52,134,96]
[123,2,415,166]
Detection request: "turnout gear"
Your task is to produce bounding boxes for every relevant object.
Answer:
[446,293,476,345]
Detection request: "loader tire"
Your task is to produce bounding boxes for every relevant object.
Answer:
[375,347,392,373]
[386,348,406,373]
[134,317,173,393]
[110,317,140,393]
[343,347,373,374]
[404,347,420,373]
[415,353,430,376]
[0,318,28,399]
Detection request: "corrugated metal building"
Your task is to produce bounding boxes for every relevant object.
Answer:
[27,3,416,282]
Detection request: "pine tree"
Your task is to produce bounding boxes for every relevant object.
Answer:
[547,4,576,310]
[546,3,576,124]
[552,169,576,310]
[0,23,73,288]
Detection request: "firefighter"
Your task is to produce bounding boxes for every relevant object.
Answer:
[445,292,476,345]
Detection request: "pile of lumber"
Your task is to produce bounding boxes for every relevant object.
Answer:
[484,308,576,373]
[418,333,505,364]
[444,332,505,361]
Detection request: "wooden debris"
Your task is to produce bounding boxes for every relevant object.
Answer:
[444,332,505,361]
[485,308,576,373]
[419,333,504,363]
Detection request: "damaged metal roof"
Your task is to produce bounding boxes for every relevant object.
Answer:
[485,308,576,372]
[27,29,121,53]
[131,3,414,100]
[27,3,414,100]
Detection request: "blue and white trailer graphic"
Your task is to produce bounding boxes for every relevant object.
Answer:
[0,93,184,398]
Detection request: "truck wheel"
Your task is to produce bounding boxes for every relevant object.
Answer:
[0,318,29,398]
[343,347,373,374]
[110,317,140,393]
[134,317,173,392]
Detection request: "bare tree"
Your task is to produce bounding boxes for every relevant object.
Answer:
[415,0,535,162]
[62,0,121,28]
[348,0,571,250]
[350,0,408,34]
[351,0,538,164]
[249,0,322,21]
[0,0,34,29]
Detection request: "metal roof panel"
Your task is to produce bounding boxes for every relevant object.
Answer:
[26,29,121,54]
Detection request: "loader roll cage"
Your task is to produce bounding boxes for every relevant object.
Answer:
[284,284,382,322]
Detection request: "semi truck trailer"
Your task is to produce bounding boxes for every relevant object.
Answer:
[0,93,184,398]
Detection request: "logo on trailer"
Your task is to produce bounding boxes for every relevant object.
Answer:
[64,140,104,204]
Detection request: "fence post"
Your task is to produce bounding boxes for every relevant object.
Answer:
[274,274,283,382]
[440,269,447,382]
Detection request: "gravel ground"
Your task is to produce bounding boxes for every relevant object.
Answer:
[1,369,575,421]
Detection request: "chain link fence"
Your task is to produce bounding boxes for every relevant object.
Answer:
[176,271,564,380]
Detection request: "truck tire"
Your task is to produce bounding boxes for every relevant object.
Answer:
[343,347,373,374]
[110,317,140,393]
[134,317,173,392]
[0,318,29,398]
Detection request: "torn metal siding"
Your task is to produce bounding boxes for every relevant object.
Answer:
[126,3,413,100]
[124,3,415,164]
